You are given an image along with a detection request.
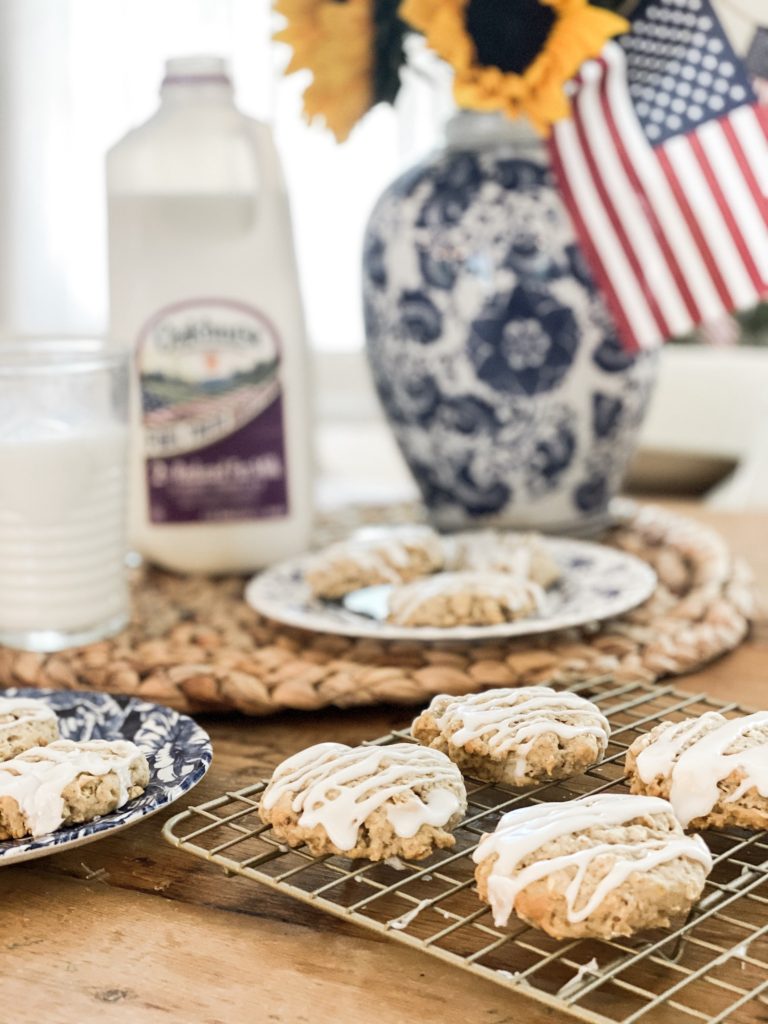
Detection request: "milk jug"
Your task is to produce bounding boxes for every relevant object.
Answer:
[107,56,313,573]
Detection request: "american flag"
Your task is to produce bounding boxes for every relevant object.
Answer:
[549,0,768,352]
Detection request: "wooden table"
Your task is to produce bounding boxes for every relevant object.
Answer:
[2,505,767,1024]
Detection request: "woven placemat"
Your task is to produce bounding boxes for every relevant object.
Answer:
[0,504,755,716]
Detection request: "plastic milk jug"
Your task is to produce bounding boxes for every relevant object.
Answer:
[107,56,312,572]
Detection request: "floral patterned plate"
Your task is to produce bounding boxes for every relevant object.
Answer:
[0,689,212,865]
[245,536,657,642]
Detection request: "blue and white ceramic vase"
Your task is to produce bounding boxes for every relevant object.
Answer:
[362,112,658,533]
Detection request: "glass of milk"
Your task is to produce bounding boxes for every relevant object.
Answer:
[0,339,130,651]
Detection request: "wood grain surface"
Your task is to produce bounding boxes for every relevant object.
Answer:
[2,504,767,1024]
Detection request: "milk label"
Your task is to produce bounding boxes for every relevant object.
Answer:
[138,298,289,523]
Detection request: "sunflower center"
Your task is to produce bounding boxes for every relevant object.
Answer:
[466,0,557,75]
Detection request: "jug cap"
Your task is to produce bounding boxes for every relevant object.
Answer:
[162,56,231,87]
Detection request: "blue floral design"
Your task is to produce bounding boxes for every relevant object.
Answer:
[419,244,459,290]
[593,333,638,374]
[575,472,609,513]
[494,158,548,191]
[398,291,443,345]
[431,395,500,437]
[526,413,577,497]
[469,283,579,396]
[593,392,624,439]
[417,461,511,518]
[362,126,657,530]
[377,372,440,427]
[416,153,483,228]
[0,689,212,865]
[363,233,387,289]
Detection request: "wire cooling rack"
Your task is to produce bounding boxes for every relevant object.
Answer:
[163,677,768,1024]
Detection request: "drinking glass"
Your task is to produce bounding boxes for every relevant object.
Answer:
[0,339,130,651]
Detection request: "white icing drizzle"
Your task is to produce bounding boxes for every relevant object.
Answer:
[446,532,535,576]
[261,742,465,852]
[634,711,768,827]
[445,531,560,587]
[388,572,545,625]
[472,793,712,928]
[312,527,442,584]
[0,739,144,837]
[0,697,57,729]
[430,687,610,776]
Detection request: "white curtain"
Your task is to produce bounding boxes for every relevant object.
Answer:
[0,0,445,350]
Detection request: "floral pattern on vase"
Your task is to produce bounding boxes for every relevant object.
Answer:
[363,114,657,532]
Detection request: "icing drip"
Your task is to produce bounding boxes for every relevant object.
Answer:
[0,739,143,837]
[446,532,535,577]
[472,793,712,928]
[261,742,465,851]
[0,697,57,729]
[388,572,546,623]
[313,527,442,583]
[433,687,610,773]
[633,711,768,827]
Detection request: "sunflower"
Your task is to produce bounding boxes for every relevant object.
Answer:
[275,0,407,142]
[398,0,629,133]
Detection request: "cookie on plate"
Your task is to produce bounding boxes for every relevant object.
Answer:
[412,687,610,785]
[259,741,467,860]
[387,572,545,628]
[0,697,59,761]
[625,711,768,830]
[473,793,712,939]
[446,531,561,589]
[306,526,444,599]
[0,739,150,840]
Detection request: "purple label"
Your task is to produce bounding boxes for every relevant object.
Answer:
[146,394,288,524]
[138,298,289,525]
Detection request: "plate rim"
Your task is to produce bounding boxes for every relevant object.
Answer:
[245,535,658,642]
[0,688,212,865]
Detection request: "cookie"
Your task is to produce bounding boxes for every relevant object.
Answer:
[387,572,544,627]
[473,793,711,939]
[625,711,768,830]
[259,741,467,860]
[306,526,444,599]
[0,739,150,840]
[0,698,59,761]
[412,687,610,785]
[446,531,561,588]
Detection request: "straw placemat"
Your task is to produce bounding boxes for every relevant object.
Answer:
[0,503,755,715]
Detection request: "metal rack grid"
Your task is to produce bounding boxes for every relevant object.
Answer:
[163,677,768,1024]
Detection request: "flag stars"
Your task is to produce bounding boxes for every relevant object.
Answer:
[622,0,755,143]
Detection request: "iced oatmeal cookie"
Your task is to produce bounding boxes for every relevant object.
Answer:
[625,711,768,830]
[0,739,150,840]
[473,793,711,939]
[0,698,59,761]
[259,741,467,860]
[387,572,545,628]
[445,531,561,588]
[412,687,610,784]
[306,526,444,599]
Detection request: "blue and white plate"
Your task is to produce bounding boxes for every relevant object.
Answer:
[0,689,212,865]
[246,535,657,642]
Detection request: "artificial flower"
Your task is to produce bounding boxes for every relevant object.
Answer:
[399,0,629,133]
[275,0,406,142]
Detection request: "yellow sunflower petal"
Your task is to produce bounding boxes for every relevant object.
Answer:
[399,0,629,133]
[275,0,375,142]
